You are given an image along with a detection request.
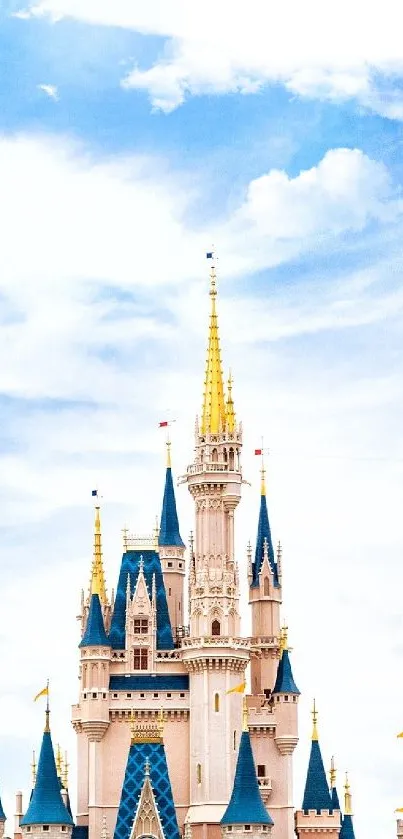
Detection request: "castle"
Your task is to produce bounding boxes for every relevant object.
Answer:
[0,256,359,839]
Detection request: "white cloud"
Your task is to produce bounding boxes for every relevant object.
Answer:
[15,0,403,114]
[37,83,59,100]
[0,132,402,839]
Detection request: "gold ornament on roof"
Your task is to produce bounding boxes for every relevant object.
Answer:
[90,504,107,604]
[311,698,319,742]
[201,260,228,436]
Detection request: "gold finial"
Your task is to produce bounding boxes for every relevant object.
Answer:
[311,699,319,741]
[56,743,63,778]
[63,751,69,790]
[344,773,353,815]
[44,680,50,732]
[279,622,288,654]
[90,504,107,604]
[166,438,172,468]
[201,256,227,436]
[31,750,37,786]
[242,696,249,732]
[122,526,129,551]
[144,757,151,776]
[226,370,236,434]
[329,756,336,789]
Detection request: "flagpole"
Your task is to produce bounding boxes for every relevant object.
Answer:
[45,679,50,732]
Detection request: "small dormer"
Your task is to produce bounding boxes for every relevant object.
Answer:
[125,559,156,673]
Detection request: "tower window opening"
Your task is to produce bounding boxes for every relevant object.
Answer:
[168,562,173,568]
[233,730,237,750]
[134,618,148,634]
[197,763,202,784]
[126,693,132,699]
[212,619,220,636]
[263,577,270,596]
[214,692,220,712]
[285,695,289,701]
[169,587,172,596]
[42,827,50,832]
[92,692,97,699]
[244,826,251,832]
[179,562,183,568]
[180,693,185,698]
[257,764,266,778]
[113,693,118,698]
[133,648,148,670]
[229,448,235,469]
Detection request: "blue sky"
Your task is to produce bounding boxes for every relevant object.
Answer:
[0,2,403,837]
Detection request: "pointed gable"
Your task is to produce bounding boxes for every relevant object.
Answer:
[159,467,184,548]
[129,770,165,839]
[273,649,300,694]
[109,550,174,650]
[221,731,273,826]
[302,740,333,813]
[114,741,179,839]
[21,723,73,826]
[79,593,110,648]
[340,814,355,838]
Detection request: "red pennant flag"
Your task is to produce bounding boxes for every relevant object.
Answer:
[254,448,262,455]
[159,421,169,428]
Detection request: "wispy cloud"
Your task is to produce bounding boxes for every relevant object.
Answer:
[37,83,59,100]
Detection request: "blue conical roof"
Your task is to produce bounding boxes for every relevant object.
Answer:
[302,739,333,813]
[21,723,73,826]
[273,649,300,694]
[331,785,341,811]
[159,467,184,548]
[114,740,179,839]
[0,794,5,821]
[221,731,273,825]
[251,492,278,587]
[79,593,110,648]
[340,814,355,838]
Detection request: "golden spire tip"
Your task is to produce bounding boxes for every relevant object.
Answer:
[90,502,107,603]
[166,438,172,469]
[330,755,336,788]
[311,698,318,741]
[242,696,248,732]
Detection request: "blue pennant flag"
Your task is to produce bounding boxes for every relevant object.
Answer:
[206,251,213,259]
[91,489,98,497]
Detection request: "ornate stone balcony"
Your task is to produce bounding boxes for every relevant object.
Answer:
[181,636,250,649]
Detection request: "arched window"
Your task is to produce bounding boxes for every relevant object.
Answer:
[229,448,235,469]
[197,763,202,784]
[214,692,220,712]
[233,730,237,751]
[212,447,218,462]
[212,619,220,636]
[264,577,270,596]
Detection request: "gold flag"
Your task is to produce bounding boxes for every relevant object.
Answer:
[226,680,246,695]
[34,686,49,702]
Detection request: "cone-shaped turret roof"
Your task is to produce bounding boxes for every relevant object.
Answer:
[302,702,333,813]
[21,712,73,826]
[0,794,5,821]
[159,444,184,548]
[79,592,110,647]
[252,470,277,587]
[273,649,300,694]
[221,708,273,826]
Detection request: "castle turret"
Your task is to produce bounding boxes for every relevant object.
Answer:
[340,775,355,839]
[20,708,73,839]
[221,700,273,839]
[159,441,186,642]
[76,506,112,837]
[184,256,249,836]
[295,703,340,838]
[249,464,281,696]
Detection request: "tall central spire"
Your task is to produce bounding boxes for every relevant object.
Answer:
[201,261,226,435]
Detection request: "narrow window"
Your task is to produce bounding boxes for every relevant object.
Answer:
[133,648,148,670]
[133,618,148,634]
[169,587,172,596]
[197,763,202,784]
[257,764,266,778]
[264,577,270,596]
[214,692,220,712]
[167,562,173,568]
[212,619,220,636]
[233,730,237,750]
